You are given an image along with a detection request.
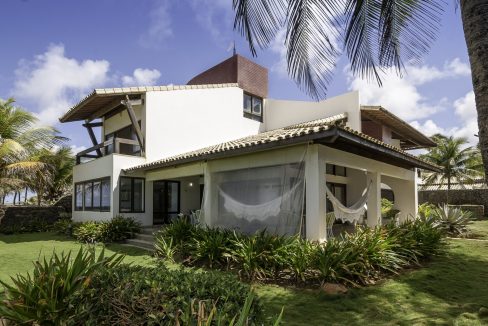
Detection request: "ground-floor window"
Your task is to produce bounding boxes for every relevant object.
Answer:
[119,177,145,213]
[74,177,111,211]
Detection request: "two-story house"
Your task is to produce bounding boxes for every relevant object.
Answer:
[60,54,438,241]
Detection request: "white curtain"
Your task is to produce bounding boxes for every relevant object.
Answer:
[204,162,305,236]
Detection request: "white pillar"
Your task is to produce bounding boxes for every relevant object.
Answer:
[366,171,381,227]
[202,162,214,227]
[305,145,327,241]
[382,172,418,223]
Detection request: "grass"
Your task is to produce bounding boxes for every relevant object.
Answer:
[1,221,488,324]
[0,232,155,286]
[467,219,488,240]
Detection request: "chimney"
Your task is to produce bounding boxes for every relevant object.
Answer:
[187,54,268,98]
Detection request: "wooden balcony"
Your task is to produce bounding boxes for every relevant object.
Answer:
[76,137,141,164]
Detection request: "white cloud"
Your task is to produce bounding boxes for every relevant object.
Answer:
[14,44,110,125]
[348,58,471,121]
[122,68,161,86]
[13,44,161,125]
[410,91,478,146]
[139,0,173,48]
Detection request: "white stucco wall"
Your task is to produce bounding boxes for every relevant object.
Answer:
[103,104,144,136]
[264,91,361,131]
[144,87,263,162]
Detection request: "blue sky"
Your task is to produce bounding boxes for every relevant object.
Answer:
[0,0,476,152]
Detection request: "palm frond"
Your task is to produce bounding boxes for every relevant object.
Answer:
[286,0,344,99]
[233,0,287,55]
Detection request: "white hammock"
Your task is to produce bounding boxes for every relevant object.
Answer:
[326,182,371,224]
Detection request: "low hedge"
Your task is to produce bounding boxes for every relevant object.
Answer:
[54,215,141,243]
[154,217,446,286]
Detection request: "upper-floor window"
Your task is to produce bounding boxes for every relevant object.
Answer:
[243,93,263,122]
[326,164,347,177]
[105,121,142,156]
[74,177,111,211]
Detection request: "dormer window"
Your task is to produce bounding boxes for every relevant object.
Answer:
[244,93,263,122]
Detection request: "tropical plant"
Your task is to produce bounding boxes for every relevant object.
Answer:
[231,1,488,182]
[193,227,234,268]
[76,263,265,325]
[71,216,141,243]
[0,98,66,205]
[430,204,472,236]
[421,134,483,203]
[0,248,124,325]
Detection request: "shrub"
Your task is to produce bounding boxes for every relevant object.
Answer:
[155,217,197,257]
[76,263,265,325]
[193,227,234,268]
[72,216,141,243]
[52,218,80,236]
[0,248,124,325]
[0,217,54,234]
[104,215,141,242]
[431,204,472,237]
[418,202,436,219]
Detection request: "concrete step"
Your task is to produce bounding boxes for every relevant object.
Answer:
[125,238,154,251]
[134,233,155,242]
[140,226,164,235]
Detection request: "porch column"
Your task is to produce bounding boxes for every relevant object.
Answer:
[366,171,381,227]
[382,171,418,223]
[305,145,327,241]
[202,162,214,227]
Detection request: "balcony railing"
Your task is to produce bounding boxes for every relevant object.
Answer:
[76,137,141,164]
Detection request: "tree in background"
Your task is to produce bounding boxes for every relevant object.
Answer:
[420,134,483,204]
[231,0,488,182]
[0,98,68,206]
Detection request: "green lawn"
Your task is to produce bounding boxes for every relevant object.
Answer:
[1,223,488,325]
[0,232,155,285]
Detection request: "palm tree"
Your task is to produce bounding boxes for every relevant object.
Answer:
[420,134,483,204]
[0,98,66,205]
[231,0,488,180]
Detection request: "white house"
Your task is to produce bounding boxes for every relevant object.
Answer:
[60,54,438,241]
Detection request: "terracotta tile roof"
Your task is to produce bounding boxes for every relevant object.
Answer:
[419,179,488,191]
[125,113,440,172]
[59,83,240,122]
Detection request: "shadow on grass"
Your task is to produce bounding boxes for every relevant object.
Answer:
[105,243,153,257]
[0,232,74,244]
[258,242,488,325]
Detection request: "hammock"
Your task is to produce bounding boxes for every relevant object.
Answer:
[326,181,371,224]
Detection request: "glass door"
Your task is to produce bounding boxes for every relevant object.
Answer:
[153,180,180,224]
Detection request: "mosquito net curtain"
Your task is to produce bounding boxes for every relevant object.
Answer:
[202,162,305,236]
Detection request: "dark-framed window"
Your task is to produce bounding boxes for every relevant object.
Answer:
[243,93,263,122]
[74,177,111,211]
[105,121,142,156]
[326,164,347,177]
[326,182,347,213]
[119,177,145,213]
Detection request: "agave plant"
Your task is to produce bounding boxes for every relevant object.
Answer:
[431,204,472,237]
[193,227,234,268]
[154,235,177,262]
[0,248,124,325]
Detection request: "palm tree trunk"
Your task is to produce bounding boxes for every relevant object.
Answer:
[13,192,17,205]
[460,1,488,182]
[24,187,28,204]
[447,178,450,205]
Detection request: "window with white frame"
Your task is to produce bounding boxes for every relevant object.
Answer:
[243,93,263,122]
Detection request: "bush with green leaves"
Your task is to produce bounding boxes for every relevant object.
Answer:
[0,248,124,325]
[71,216,141,243]
[52,218,80,236]
[75,263,266,325]
[155,215,446,287]
[0,217,54,234]
[431,204,472,237]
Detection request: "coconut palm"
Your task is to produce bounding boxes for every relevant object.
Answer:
[420,134,483,204]
[231,0,488,180]
[0,98,66,205]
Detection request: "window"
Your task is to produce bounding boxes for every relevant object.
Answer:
[326,164,347,177]
[243,93,263,122]
[119,177,145,213]
[74,177,111,211]
[326,182,346,213]
[104,121,141,156]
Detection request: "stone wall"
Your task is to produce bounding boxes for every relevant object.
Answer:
[419,189,488,218]
[0,205,65,232]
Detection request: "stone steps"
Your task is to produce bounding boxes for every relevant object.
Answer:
[122,226,164,251]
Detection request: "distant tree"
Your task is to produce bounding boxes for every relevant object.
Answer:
[231,0,488,184]
[420,134,483,204]
[38,147,75,204]
[0,98,66,205]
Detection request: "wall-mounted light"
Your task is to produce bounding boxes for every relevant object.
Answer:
[189,182,194,187]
